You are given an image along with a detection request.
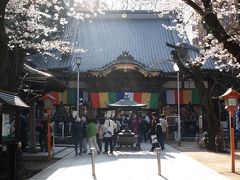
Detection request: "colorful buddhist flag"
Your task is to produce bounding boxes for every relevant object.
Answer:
[142,92,151,108]
[192,89,201,104]
[89,92,160,109]
[175,89,183,104]
[117,92,125,101]
[108,92,116,104]
[150,93,159,109]
[133,92,142,103]
[99,92,108,108]
[90,93,100,108]
[166,90,175,104]
[183,90,189,104]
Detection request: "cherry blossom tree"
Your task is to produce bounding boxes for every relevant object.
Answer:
[162,0,239,150]
[0,0,101,91]
[183,0,240,63]
[0,0,68,91]
[167,0,240,150]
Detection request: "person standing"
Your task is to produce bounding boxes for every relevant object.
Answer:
[159,114,168,149]
[96,118,104,152]
[174,118,179,141]
[156,119,164,150]
[20,114,28,151]
[87,118,100,154]
[131,113,140,148]
[71,117,83,156]
[36,116,47,152]
[139,115,148,143]
[113,117,121,148]
[103,115,117,154]
[81,114,88,153]
[149,112,159,151]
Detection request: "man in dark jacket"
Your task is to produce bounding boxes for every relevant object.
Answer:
[72,117,83,156]
[156,119,164,150]
[36,117,47,152]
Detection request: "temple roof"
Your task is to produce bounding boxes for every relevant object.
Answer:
[0,90,29,108]
[29,10,215,73]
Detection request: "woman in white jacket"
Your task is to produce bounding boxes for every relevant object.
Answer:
[103,115,117,154]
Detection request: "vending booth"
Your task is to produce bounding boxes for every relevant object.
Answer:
[0,90,29,180]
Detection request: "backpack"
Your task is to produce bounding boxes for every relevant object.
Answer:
[155,123,163,136]
[103,120,112,138]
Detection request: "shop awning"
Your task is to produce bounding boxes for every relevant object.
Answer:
[0,90,29,108]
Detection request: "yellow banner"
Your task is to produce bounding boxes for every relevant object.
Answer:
[183,90,189,104]
[99,92,108,108]
[142,92,151,108]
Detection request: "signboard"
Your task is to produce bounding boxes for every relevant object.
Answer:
[228,97,237,107]
[44,99,52,109]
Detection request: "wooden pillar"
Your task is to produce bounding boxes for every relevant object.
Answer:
[9,145,16,180]
[0,103,2,144]
[29,100,36,151]
[229,109,235,173]
[15,109,20,140]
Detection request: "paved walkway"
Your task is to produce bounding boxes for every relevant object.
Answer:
[169,141,240,180]
[23,147,72,160]
[29,143,229,180]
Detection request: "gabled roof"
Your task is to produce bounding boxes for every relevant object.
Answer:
[29,10,215,73]
[18,64,67,103]
[22,64,67,93]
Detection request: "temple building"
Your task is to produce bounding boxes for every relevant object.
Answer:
[28,10,215,138]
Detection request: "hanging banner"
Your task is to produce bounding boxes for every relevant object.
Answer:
[166,89,201,105]
[89,92,160,109]
[46,89,88,106]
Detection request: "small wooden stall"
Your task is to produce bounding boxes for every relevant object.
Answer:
[0,90,29,180]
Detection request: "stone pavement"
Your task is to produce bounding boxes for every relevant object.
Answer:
[169,141,240,180]
[29,143,229,180]
[23,147,73,161]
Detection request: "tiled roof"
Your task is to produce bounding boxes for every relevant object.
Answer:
[0,90,29,108]
[30,11,215,73]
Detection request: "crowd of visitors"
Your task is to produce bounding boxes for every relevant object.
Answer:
[68,111,168,155]
[34,109,169,155]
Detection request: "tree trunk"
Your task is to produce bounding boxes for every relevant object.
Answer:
[0,0,25,92]
[0,0,10,90]
[10,47,26,91]
[191,68,219,150]
[168,45,221,151]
